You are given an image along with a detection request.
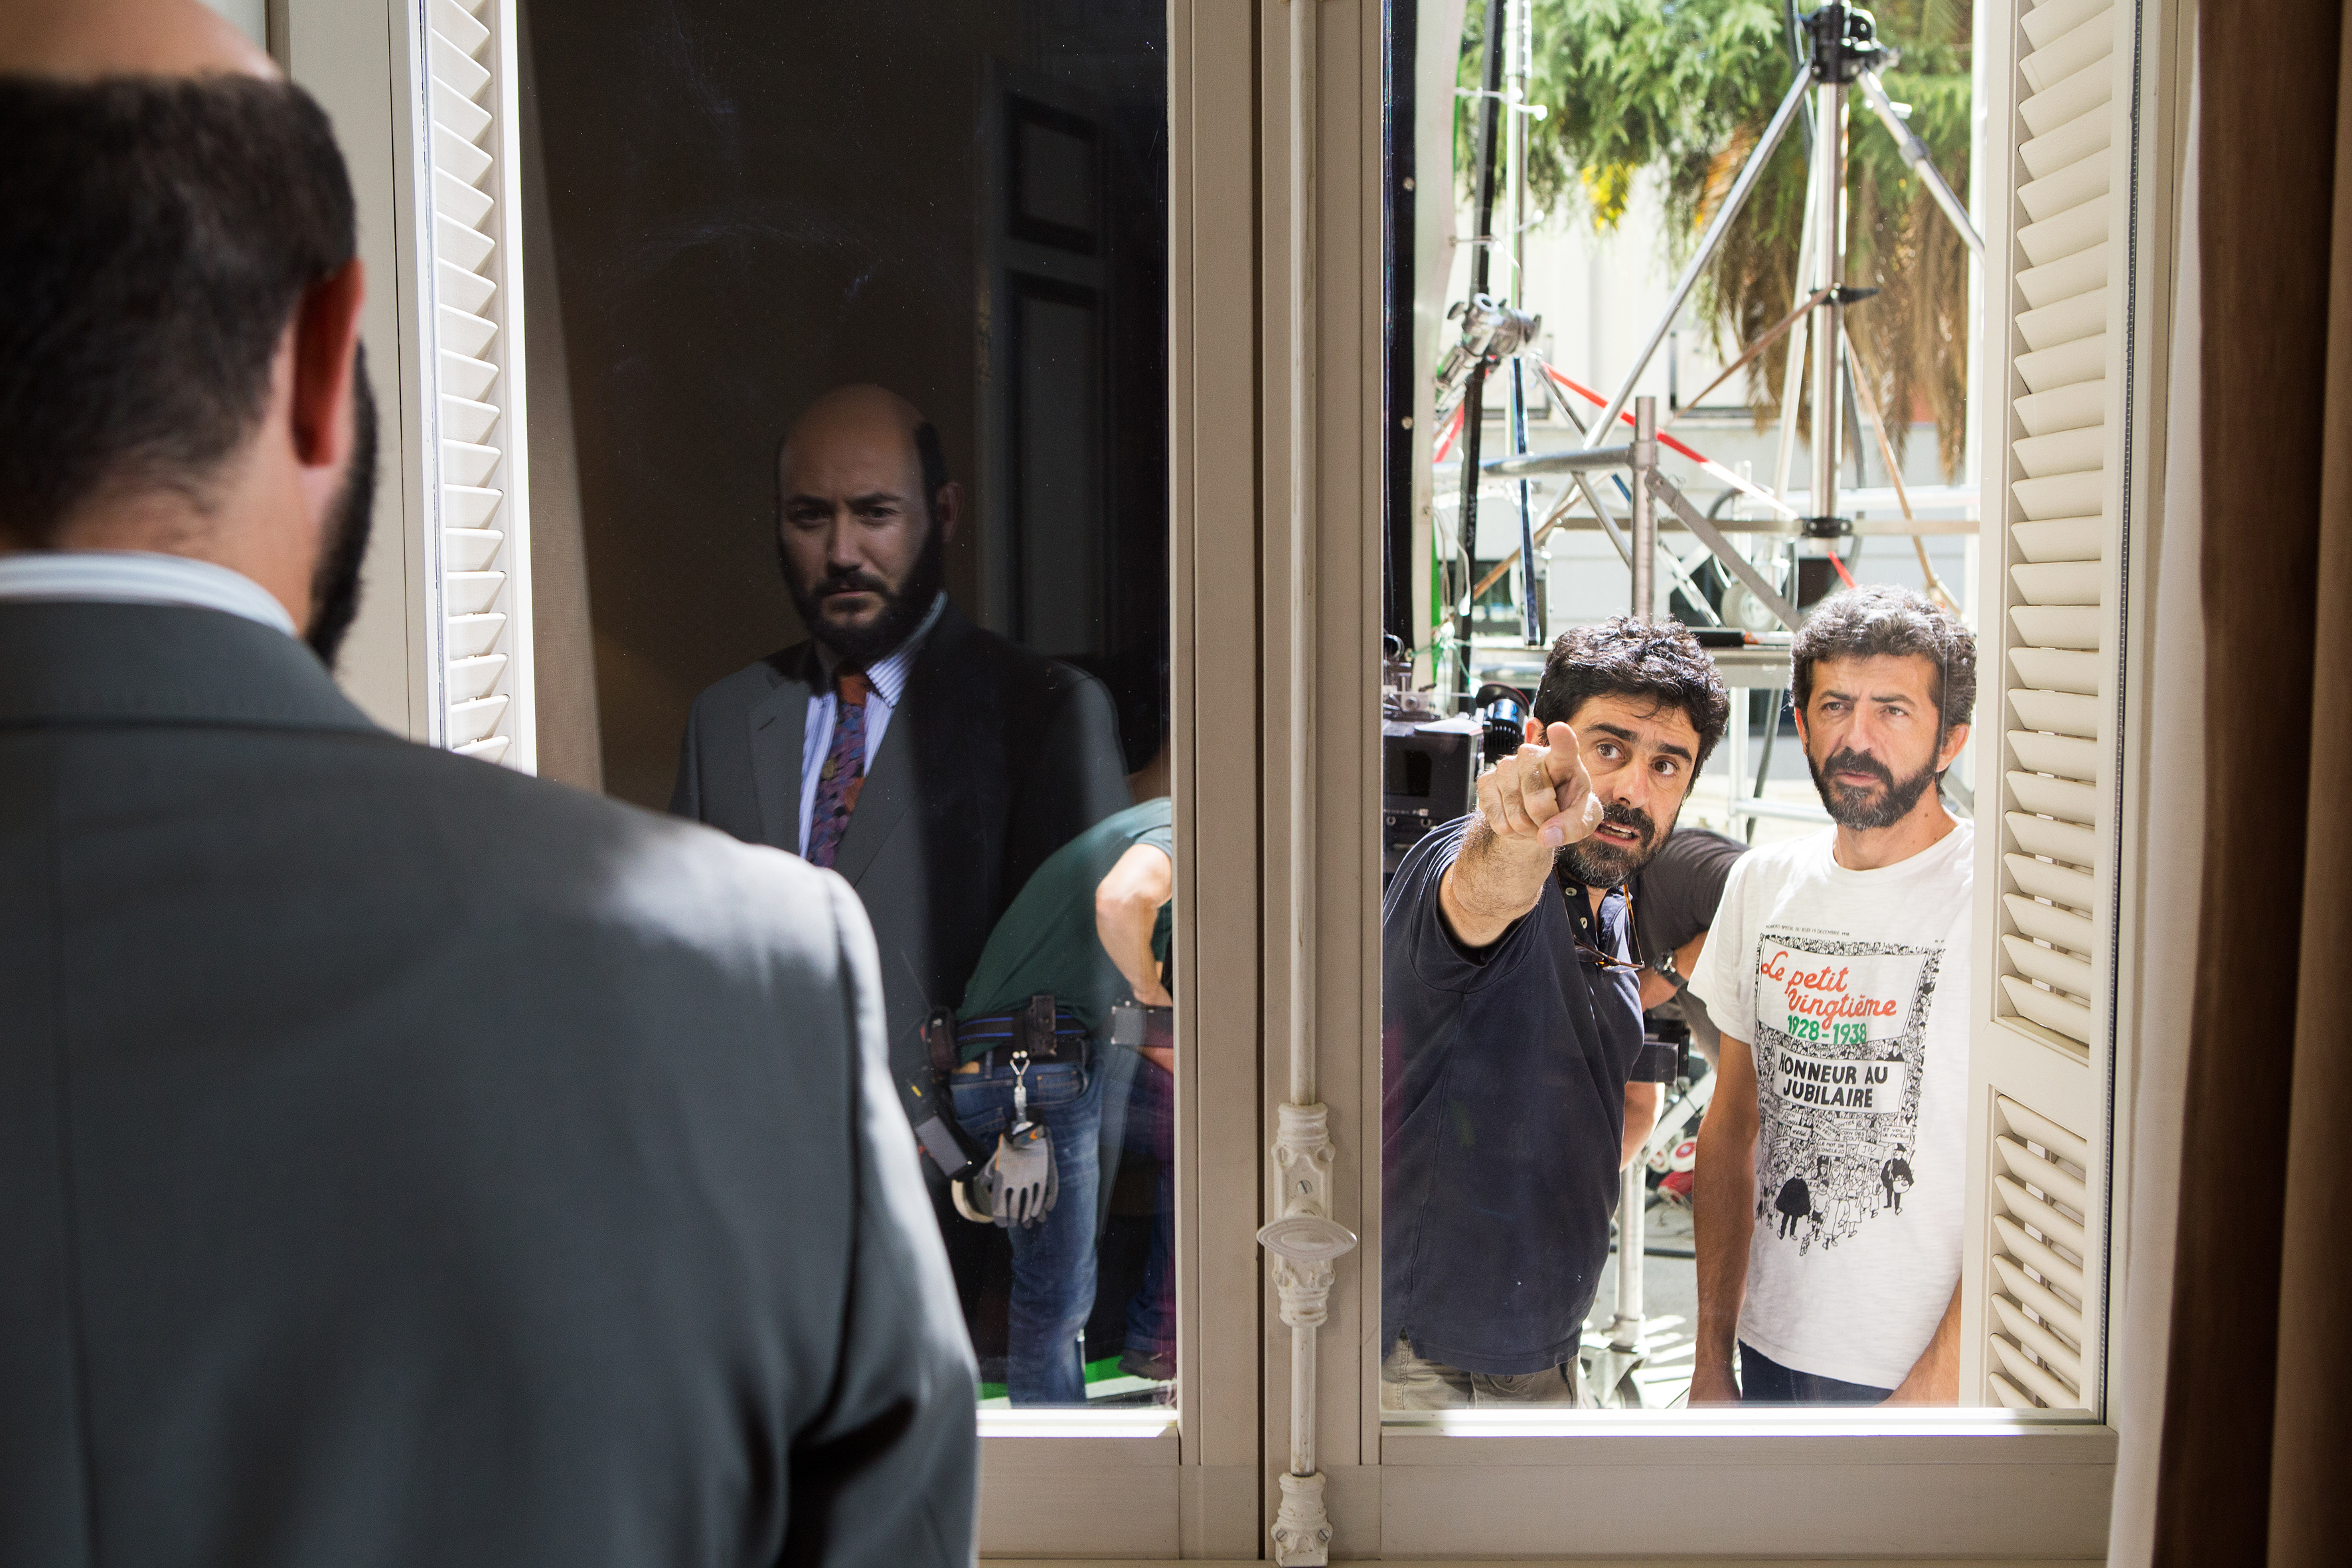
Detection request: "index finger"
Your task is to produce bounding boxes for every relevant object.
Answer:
[1542,722,1587,785]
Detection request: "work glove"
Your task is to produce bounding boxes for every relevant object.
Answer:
[978,1120,1058,1229]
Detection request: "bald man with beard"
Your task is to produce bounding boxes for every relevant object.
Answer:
[672,386,1130,1405]
[0,3,977,1563]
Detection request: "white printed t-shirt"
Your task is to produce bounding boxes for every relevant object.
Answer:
[1687,819,1973,1389]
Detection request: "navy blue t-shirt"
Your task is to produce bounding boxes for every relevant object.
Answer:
[1381,816,1661,1375]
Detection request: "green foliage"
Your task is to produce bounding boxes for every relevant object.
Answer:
[1459,1,1975,475]
[1459,1,1788,224]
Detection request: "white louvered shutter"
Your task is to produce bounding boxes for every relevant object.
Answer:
[416,0,534,769]
[1983,1097,2094,1409]
[1961,0,2131,1415]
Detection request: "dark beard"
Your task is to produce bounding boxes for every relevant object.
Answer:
[1807,744,1938,830]
[1561,799,1666,889]
[781,512,946,666]
[304,348,376,668]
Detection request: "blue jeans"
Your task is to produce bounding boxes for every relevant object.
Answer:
[1738,1341,1895,1404]
[1120,1055,1176,1363]
[952,1052,1103,1405]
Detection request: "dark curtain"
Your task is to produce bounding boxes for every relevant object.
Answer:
[2268,3,2352,1553]
[2158,3,2352,1562]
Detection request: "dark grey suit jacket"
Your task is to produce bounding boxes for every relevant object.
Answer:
[670,603,1129,1103]
[0,602,977,1568]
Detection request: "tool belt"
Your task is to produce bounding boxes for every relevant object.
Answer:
[905,992,1085,1182]
[1107,998,1174,1053]
[937,992,1091,1073]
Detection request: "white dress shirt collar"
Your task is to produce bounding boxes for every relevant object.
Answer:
[797,591,949,856]
[0,550,297,638]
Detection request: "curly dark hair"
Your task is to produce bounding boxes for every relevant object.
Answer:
[1531,616,1733,773]
[1792,585,1978,742]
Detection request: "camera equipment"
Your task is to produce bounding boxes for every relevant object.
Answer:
[1471,682,1531,767]
[1573,3,1981,535]
[1478,699,1524,768]
[1433,295,1543,413]
[1382,633,1442,722]
[1381,714,1480,881]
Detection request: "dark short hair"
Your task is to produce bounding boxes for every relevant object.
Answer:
[1792,584,1979,740]
[0,76,357,547]
[1532,616,1733,773]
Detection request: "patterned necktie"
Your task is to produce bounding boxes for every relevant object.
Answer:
[805,671,870,868]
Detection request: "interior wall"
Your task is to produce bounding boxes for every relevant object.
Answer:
[514,2,604,793]
[197,0,268,50]
[520,0,1167,808]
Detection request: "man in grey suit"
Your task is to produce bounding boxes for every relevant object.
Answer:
[671,386,1130,1403]
[0,3,977,1563]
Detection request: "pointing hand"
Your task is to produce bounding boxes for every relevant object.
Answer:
[1476,721,1603,851]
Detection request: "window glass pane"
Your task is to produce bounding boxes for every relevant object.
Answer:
[529,0,1171,1410]
[1380,0,2027,1415]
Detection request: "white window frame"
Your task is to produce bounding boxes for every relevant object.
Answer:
[287,0,536,771]
[1276,0,2189,1558]
[972,0,1268,1555]
[299,0,1268,1554]
[1960,0,2195,1431]
[294,0,2201,1555]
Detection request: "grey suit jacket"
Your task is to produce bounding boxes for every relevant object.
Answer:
[0,602,977,1568]
[671,603,1129,1106]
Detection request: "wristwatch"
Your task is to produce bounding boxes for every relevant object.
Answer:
[1654,948,1693,998]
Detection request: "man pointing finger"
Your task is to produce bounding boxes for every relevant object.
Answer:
[1439,720,1607,948]
[1383,620,1729,1407]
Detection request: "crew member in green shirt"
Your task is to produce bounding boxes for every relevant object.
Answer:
[955,795,1170,1034]
[943,780,1173,1399]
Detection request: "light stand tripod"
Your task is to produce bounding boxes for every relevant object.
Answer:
[1578,2,1982,552]
[1437,5,1982,694]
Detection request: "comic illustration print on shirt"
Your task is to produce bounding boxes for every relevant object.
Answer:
[1747,930,1944,1257]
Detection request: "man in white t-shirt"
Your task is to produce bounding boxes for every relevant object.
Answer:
[1687,586,1978,1405]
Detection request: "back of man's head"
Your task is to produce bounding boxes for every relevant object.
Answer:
[0,71,354,549]
[1533,615,1733,772]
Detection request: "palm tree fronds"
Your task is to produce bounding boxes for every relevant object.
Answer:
[1458,0,1974,478]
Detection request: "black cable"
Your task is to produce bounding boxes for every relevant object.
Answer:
[1452,0,1509,703]
[1383,0,1420,647]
